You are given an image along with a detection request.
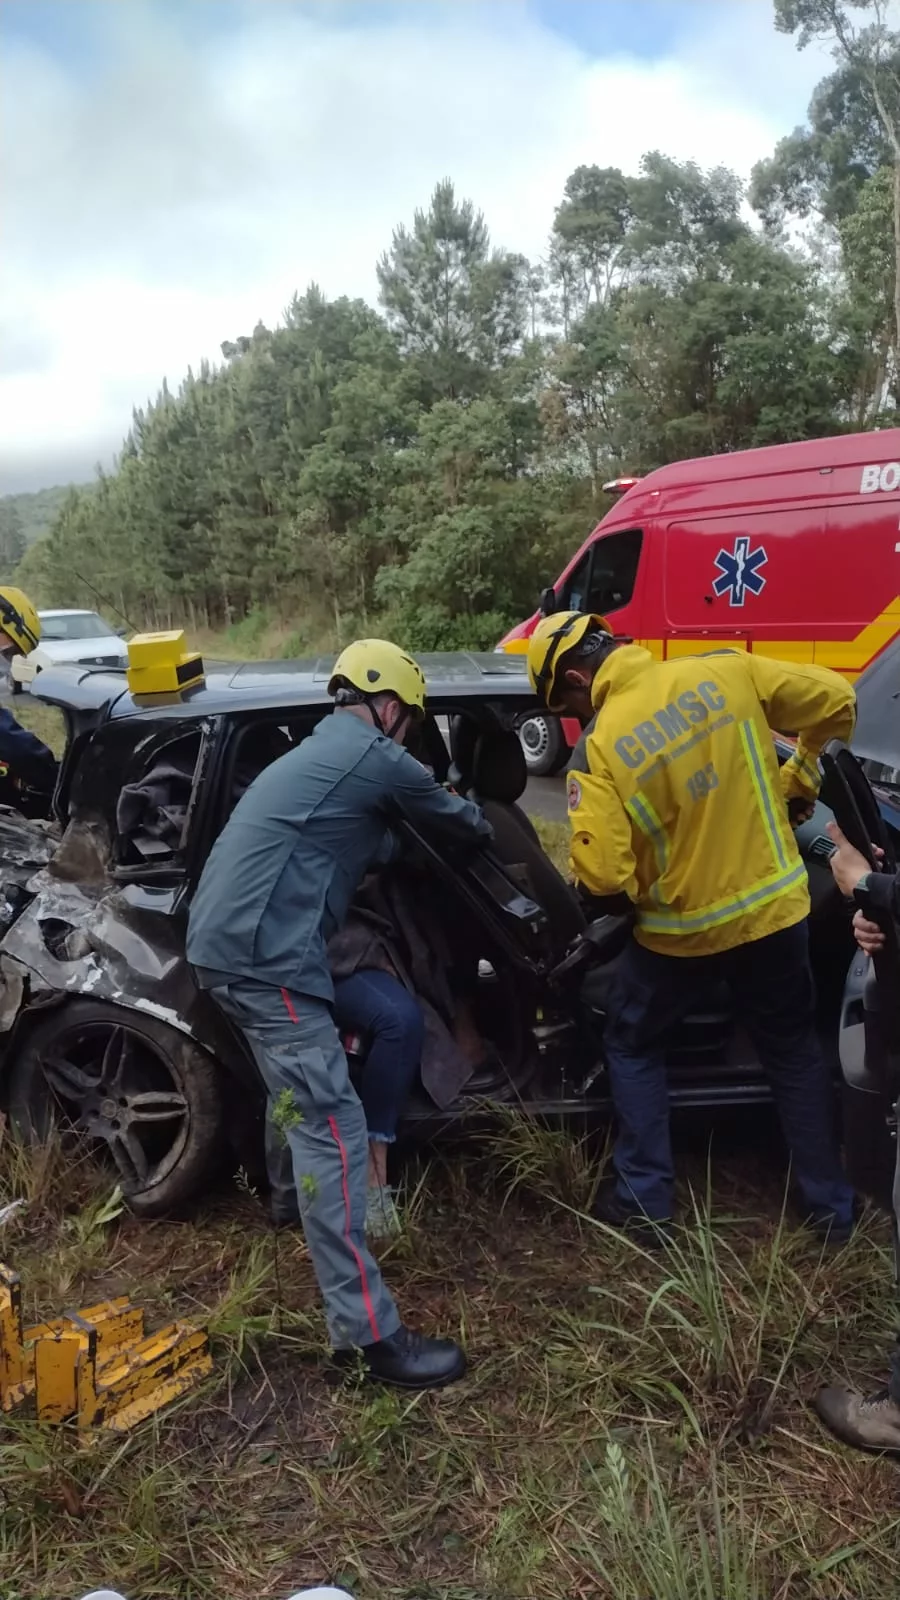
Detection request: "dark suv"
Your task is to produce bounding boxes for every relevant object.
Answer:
[0,646,896,1217]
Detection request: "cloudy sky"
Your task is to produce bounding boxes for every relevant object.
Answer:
[1,0,834,495]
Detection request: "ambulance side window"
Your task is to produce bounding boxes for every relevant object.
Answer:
[565,529,643,616]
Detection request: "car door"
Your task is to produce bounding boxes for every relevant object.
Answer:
[827,746,900,1213]
[66,714,223,913]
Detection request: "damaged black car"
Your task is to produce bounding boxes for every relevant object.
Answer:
[0,643,896,1218]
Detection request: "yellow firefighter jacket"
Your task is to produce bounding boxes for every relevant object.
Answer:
[567,646,856,957]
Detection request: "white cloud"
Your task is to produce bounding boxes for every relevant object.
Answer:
[0,0,834,491]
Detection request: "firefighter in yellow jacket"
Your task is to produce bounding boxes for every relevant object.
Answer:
[527,612,856,1242]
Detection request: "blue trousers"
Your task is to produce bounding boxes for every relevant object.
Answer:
[603,920,855,1225]
[332,969,424,1143]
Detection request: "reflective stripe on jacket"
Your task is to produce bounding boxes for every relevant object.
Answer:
[567,646,856,957]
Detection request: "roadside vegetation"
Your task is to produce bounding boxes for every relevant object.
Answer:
[0,1118,897,1600]
[6,3,900,654]
[4,4,900,1590]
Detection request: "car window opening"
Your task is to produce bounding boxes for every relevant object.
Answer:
[115,730,204,866]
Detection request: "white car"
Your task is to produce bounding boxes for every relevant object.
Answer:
[10,609,129,692]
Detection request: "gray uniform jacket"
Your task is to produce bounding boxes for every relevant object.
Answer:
[187,711,492,1001]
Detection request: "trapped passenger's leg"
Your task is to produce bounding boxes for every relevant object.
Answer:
[333,969,425,1237]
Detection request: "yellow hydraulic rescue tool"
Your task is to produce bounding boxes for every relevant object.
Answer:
[0,1261,211,1433]
[125,629,205,697]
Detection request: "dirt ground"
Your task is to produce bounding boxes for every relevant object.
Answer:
[1,1109,899,1600]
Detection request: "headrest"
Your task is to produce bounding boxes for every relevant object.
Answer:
[471,730,527,805]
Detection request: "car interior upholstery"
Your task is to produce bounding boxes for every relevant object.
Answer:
[448,716,587,954]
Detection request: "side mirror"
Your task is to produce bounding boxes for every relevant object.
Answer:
[539,587,556,617]
[116,626,129,638]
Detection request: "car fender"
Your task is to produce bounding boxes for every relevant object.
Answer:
[0,868,261,1098]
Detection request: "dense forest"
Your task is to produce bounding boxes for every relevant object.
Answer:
[0,486,78,581]
[18,0,900,653]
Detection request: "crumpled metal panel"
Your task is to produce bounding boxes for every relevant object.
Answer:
[0,809,55,937]
[1,865,192,1028]
[0,816,259,1113]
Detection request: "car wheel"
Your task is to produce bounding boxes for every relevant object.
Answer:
[8,1000,225,1218]
[517,713,567,777]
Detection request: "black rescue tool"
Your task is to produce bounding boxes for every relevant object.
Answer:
[821,743,899,995]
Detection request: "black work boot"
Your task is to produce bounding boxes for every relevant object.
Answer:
[814,1383,900,1454]
[333,1325,467,1391]
[591,1180,673,1250]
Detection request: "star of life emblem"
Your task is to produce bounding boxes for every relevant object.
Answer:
[712,535,768,607]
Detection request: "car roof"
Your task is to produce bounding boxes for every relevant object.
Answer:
[33,633,896,738]
[31,650,539,720]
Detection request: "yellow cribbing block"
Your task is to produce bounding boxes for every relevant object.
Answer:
[126,629,205,695]
[0,1261,210,1432]
[34,1326,84,1424]
[76,1319,212,1433]
[31,1300,145,1423]
[0,1262,25,1408]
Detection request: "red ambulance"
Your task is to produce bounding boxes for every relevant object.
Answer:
[497,429,900,774]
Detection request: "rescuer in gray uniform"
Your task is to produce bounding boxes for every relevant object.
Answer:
[187,640,492,1390]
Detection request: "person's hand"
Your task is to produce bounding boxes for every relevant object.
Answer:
[852,908,886,955]
[788,796,815,828]
[827,821,874,896]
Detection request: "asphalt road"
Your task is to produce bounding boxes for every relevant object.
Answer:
[522,774,567,823]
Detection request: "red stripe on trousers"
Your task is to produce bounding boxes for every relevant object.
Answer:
[329,1115,382,1344]
[278,990,381,1344]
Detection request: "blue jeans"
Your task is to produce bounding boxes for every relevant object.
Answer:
[333,969,424,1143]
[603,920,855,1225]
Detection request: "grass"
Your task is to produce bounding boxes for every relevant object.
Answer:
[0,1116,898,1600]
[6,662,898,1595]
[193,610,337,665]
[13,696,67,761]
[530,816,569,875]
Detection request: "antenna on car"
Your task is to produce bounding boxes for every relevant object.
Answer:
[71,570,140,635]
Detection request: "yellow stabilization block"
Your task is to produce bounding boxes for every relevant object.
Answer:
[126,629,205,696]
[0,1262,211,1432]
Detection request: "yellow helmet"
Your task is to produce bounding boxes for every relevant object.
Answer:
[0,587,41,655]
[526,611,612,710]
[328,638,427,721]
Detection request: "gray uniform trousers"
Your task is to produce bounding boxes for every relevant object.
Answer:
[209,977,401,1351]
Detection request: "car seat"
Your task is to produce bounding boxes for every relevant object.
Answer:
[451,720,586,953]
